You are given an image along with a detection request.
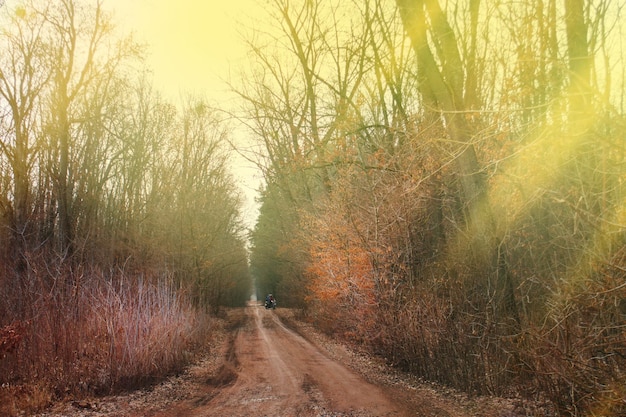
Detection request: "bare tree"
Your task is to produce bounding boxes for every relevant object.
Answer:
[0,0,51,267]
[40,0,138,256]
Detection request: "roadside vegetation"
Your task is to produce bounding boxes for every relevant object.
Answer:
[0,0,250,415]
[245,1,626,415]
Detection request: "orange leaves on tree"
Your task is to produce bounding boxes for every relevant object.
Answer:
[303,202,378,339]
[308,234,375,304]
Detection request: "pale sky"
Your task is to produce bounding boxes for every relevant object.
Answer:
[104,0,265,228]
[105,0,256,101]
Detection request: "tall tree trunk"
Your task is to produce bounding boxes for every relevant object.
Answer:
[396,0,488,240]
[51,62,74,257]
[13,122,29,239]
[395,0,519,324]
[564,0,591,120]
[57,103,72,257]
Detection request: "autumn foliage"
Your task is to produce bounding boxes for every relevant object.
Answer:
[303,186,378,340]
[245,0,626,415]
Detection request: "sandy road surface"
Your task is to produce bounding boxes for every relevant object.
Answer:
[159,305,406,416]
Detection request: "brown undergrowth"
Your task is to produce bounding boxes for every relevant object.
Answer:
[0,263,215,417]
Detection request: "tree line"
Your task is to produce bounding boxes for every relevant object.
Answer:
[243,0,626,415]
[0,0,250,410]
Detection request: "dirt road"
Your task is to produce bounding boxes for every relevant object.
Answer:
[157,305,406,416]
[40,305,533,417]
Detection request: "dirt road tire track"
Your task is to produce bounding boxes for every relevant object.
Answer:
[171,305,406,416]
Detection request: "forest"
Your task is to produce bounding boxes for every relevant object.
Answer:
[0,0,250,411]
[0,0,625,416]
[246,0,626,415]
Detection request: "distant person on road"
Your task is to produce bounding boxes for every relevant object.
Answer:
[265,293,276,309]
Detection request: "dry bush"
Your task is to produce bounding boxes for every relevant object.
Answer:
[514,248,626,416]
[0,257,213,416]
[0,382,52,417]
[373,278,519,397]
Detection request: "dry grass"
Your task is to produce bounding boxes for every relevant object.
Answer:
[0,265,214,416]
